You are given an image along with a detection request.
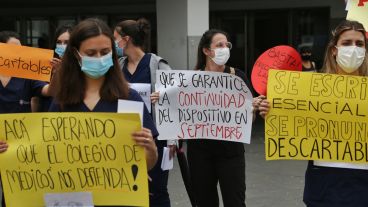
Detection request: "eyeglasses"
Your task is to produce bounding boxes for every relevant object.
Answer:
[212,41,232,50]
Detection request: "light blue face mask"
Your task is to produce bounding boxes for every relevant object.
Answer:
[78,52,114,79]
[115,41,123,57]
[55,44,67,57]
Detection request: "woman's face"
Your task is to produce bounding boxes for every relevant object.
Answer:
[113,30,123,47]
[335,30,365,50]
[78,34,112,58]
[333,30,366,74]
[57,31,70,45]
[204,33,230,58]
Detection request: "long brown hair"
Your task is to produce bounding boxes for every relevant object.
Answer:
[323,20,368,76]
[54,18,129,107]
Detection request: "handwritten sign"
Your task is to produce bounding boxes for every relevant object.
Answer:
[0,113,148,207]
[0,43,53,82]
[347,0,368,38]
[155,70,253,143]
[266,69,368,163]
[130,83,152,113]
[251,45,302,95]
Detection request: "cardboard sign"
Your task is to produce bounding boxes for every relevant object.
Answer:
[0,113,148,207]
[266,69,368,164]
[155,70,253,143]
[347,0,368,38]
[0,43,53,82]
[251,45,302,95]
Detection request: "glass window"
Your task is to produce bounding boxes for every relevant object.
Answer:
[26,19,50,48]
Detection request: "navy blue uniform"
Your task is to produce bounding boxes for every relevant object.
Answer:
[122,53,151,84]
[0,77,46,113]
[122,53,171,207]
[38,96,53,112]
[304,161,368,207]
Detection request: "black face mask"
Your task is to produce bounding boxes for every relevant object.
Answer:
[301,55,311,61]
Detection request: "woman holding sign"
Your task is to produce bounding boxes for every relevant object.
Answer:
[47,18,158,172]
[37,24,74,112]
[0,31,51,113]
[187,29,252,207]
[114,18,173,207]
[0,30,52,207]
[259,20,368,207]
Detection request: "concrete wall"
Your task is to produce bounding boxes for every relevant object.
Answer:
[156,0,209,70]
[156,0,188,69]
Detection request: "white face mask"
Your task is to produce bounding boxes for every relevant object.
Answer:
[210,47,230,66]
[336,46,366,73]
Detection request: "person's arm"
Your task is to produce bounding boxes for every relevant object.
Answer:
[31,97,40,112]
[41,59,61,97]
[132,128,158,170]
[41,84,50,96]
[129,89,160,169]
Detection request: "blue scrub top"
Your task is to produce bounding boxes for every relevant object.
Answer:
[122,53,152,84]
[0,77,46,113]
[48,88,159,138]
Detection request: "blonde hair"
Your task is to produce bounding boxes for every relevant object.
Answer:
[322,20,368,76]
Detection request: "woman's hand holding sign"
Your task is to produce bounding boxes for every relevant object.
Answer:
[150,91,160,104]
[0,140,8,153]
[259,99,270,119]
[132,128,158,170]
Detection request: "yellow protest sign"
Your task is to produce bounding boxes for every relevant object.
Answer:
[347,0,368,34]
[0,113,148,207]
[266,69,368,163]
[0,43,53,82]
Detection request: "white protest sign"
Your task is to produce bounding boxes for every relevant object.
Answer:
[130,83,152,113]
[118,99,144,124]
[347,0,368,36]
[155,70,253,143]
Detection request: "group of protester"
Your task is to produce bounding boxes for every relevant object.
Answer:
[0,17,367,207]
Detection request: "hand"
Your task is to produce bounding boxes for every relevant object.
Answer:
[253,95,266,111]
[50,58,62,68]
[168,144,176,160]
[132,128,158,170]
[259,99,270,119]
[150,92,160,104]
[0,141,8,153]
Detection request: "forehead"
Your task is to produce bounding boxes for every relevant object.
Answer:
[79,34,112,50]
[212,33,227,43]
[338,30,365,42]
[57,32,70,40]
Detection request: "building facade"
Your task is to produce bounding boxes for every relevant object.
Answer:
[0,0,347,77]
